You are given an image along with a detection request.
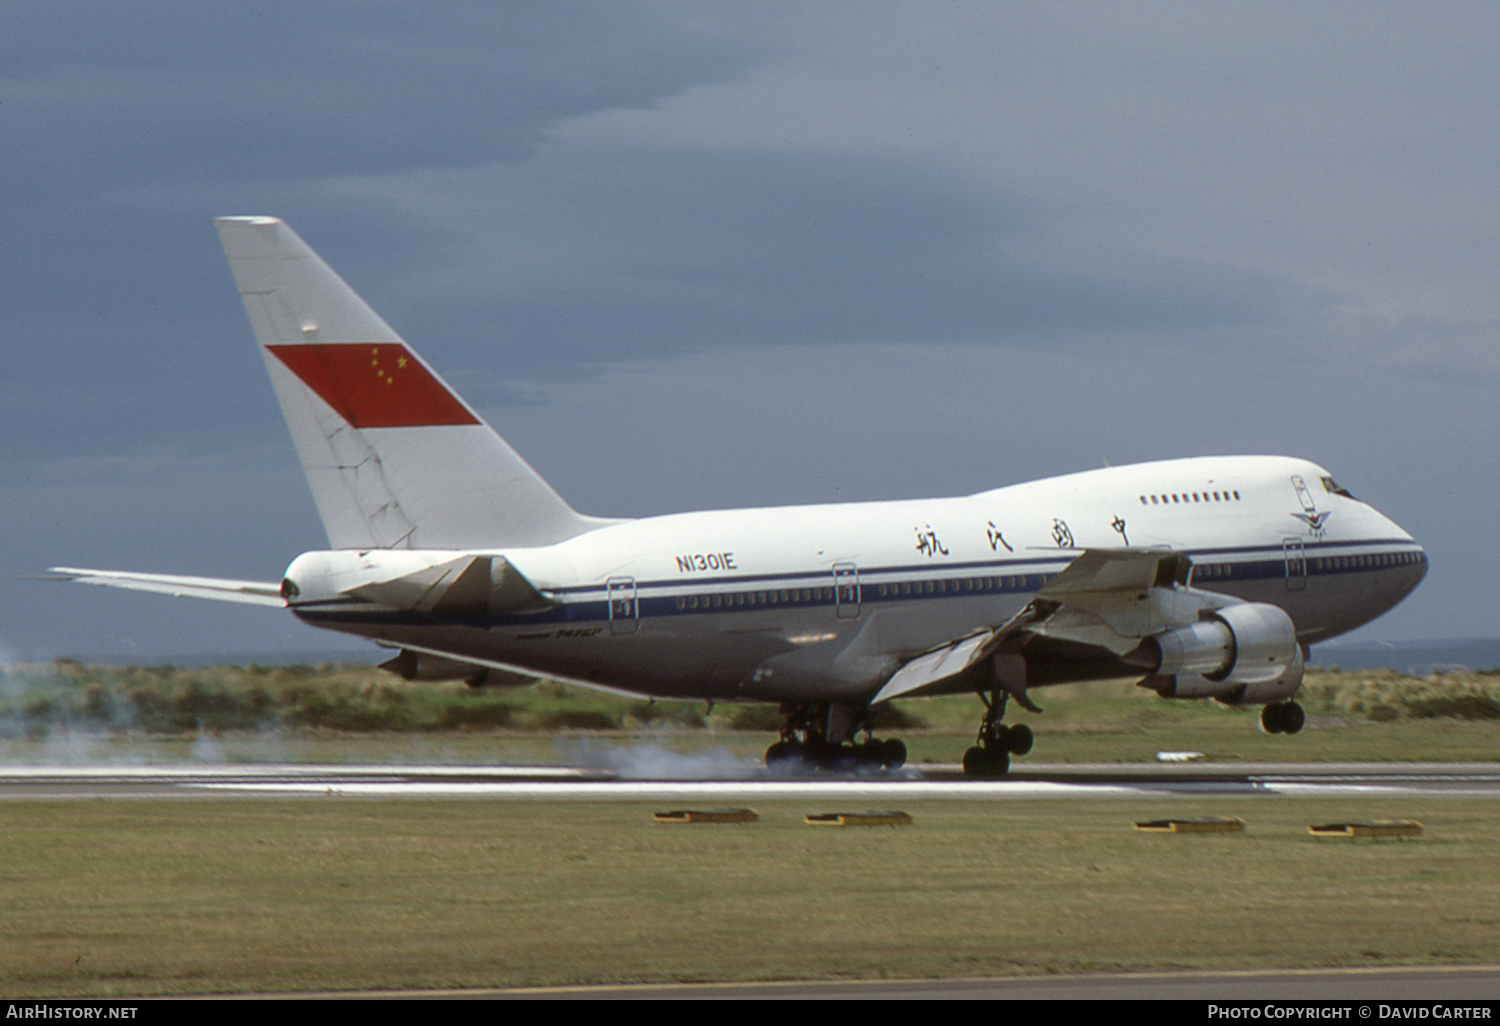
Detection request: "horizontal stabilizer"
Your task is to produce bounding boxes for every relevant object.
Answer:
[345,555,555,615]
[44,568,285,607]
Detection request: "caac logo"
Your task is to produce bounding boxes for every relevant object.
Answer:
[1291,511,1331,538]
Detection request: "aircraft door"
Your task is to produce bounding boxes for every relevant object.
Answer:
[1291,475,1317,514]
[833,562,860,619]
[606,576,639,634]
[1283,538,1307,592]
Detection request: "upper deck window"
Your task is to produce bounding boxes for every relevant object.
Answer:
[1140,488,1243,505]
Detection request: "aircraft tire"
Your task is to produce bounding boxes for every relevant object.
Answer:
[1006,723,1034,756]
[879,738,907,770]
[963,745,1009,778]
[765,741,803,770]
[1260,704,1286,734]
[1281,701,1306,735]
[808,739,844,769]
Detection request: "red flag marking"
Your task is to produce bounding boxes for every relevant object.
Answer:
[268,343,480,428]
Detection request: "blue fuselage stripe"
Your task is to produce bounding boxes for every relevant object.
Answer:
[290,541,1426,630]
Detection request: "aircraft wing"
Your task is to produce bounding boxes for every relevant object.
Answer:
[43,567,287,607]
[871,547,1220,705]
[377,638,657,701]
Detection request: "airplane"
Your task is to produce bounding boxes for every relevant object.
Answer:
[49,216,1428,775]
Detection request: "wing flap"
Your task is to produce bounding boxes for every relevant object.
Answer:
[1035,548,1213,639]
[1039,547,1190,597]
[871,603,1043,704]
[872,548,1222,704]
[870,630,992,704]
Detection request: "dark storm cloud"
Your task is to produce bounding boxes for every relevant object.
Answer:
[5,3,1493,658]
[0,2,781,462]
[374,149,1307,394]
[1,1,772,186]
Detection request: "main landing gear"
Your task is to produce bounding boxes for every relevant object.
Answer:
[1260,700,1306,735]
[962,688,1033,778]
[764,702,907,772]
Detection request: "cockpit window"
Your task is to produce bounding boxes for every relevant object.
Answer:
[1321,476,1355,499]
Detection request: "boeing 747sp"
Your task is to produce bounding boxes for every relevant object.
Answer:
[50,218,1427,774]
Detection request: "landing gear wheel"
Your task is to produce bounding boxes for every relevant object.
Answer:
[1260,701,1306,736]
[877,738,907,770]
[807,739,843,769]
[963,745,1010,778]
[843,739,906,771]
[764,702,910,773]
[765,740,806,770]
[965,687,1032,776]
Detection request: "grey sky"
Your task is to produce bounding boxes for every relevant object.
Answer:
[3,2,1497,662]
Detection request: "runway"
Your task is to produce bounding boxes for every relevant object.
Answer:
[393,966,1500,1000]
[9,761,1498,1002]
[3,760,1499,799]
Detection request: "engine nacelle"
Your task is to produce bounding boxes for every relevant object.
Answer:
[1228,642,1304,705]
[1140,602,1303,703]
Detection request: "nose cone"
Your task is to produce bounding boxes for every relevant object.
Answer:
[1306,495,1427,641]
[1367,503,1427,617]
[1399,545,1428,600]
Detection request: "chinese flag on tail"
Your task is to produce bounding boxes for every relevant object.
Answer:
[267,343,480,428]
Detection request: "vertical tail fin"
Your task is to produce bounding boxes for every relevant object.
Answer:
[216,216,610,550]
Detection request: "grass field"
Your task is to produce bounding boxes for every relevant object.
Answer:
[4,663,1500,767]
[2,797,1497,997]
[3,663,1498,996]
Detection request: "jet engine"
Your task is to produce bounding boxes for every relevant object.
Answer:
[1135,602,1304,704]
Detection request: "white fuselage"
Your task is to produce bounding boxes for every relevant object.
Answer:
[285,454,1425,705]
